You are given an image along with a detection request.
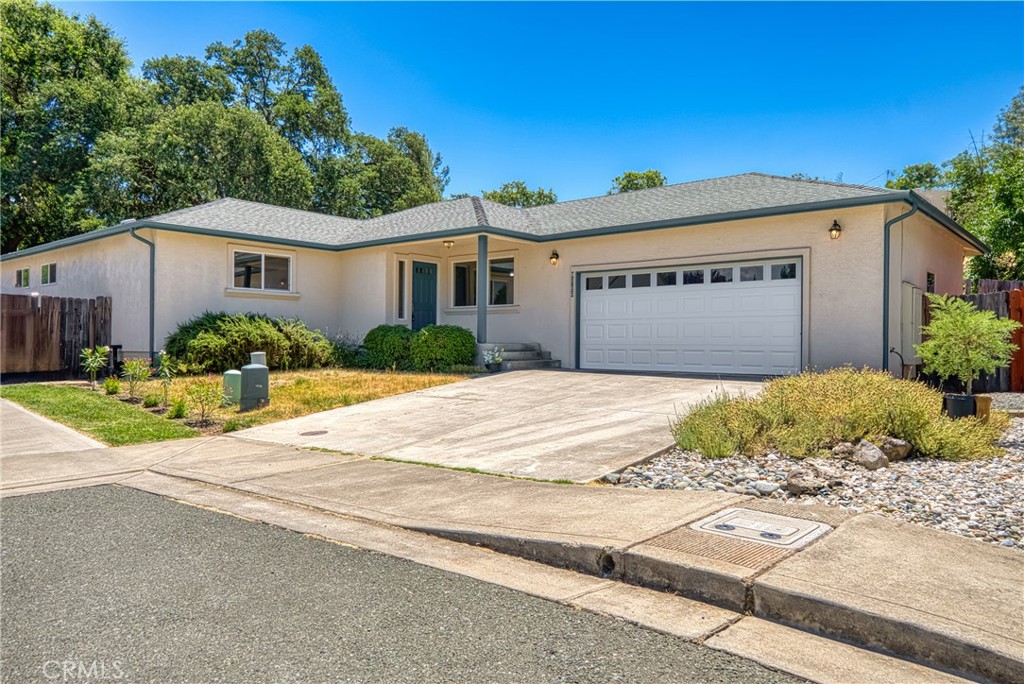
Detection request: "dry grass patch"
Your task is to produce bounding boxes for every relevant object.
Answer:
[140,368,465,431]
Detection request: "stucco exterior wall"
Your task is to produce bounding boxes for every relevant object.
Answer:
[0,233,150,355]
[886,205,971,368]
[151,231,347,349]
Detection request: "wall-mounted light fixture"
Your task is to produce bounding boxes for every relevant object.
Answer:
[442,240,455,249]
[549,250,560,265]
[829,220,842,240]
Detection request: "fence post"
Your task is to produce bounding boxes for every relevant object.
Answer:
[1011,289,1024,392]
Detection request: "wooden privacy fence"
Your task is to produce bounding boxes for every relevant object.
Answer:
[940,289,1024,392]
[971,278,1024,294]
[1,294,112,376]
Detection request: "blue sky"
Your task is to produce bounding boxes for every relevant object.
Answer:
[58,2,1024,200]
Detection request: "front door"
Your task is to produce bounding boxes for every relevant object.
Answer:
[411,261,437,331]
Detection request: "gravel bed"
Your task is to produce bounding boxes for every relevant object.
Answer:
[616,418,1024,550]
[984,392,1024,412]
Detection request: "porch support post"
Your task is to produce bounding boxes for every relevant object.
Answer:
[476,234,488,343]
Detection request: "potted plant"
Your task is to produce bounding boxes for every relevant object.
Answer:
[482,347,504,372]
[916,294,1020,418]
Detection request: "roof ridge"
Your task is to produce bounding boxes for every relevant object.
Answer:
[470,196,490,226]
[523,172,761,210]
[747,171,893,194]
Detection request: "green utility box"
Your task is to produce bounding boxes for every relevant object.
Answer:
[223,369,241,405]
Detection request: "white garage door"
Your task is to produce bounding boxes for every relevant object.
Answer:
[579,259,802,375]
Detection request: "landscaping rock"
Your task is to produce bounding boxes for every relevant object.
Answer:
[832,440,888,470]
[786,463,843,495]
[754,481,780,496]
[830,442,858,460]
[878,436,912,462]
[603,473,621,484]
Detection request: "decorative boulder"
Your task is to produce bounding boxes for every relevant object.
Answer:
[786,463,845,495]
[831,439,889,470]
[878,436,912,462]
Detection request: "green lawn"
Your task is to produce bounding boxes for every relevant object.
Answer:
[0,384,198,446]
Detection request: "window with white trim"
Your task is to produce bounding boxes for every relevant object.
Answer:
[453,257,515,306]
[233,250,291,291]
[397,259,407,319]
[14,268,29,288]
[40,262,57,285]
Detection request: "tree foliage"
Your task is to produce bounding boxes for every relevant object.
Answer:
[481,181,557,208]
[609,169,667,194]
[948,87,1024,280]
[1,1,449,252]
[885,162,946,190]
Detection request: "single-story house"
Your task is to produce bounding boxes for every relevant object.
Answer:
[0,172,985,376]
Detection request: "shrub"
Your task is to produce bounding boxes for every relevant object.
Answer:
[142,393,161,409]
[917,294,1021,394]
[185,378,224,424]
[363,325,415,370]
[448,364,487,374]
[411,325,476,372]
[80,346,109,390]
[120,357,152,401]
[330,332,367,368]
[222,417,256,433]
[103,377,121,395]
[672,368,1006,460]
[166,312,334,373]
[167,397,187,419]
[156,350,177,406]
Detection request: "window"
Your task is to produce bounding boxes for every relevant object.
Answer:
[453,257,516,306]
[233,251,291,291]
[585,276,603,290]
[771,263,797,280]
[682,269,704,285]
[656,271,677,286]
[397,260,406,319]
[710,267,733,283]
[40,263,57,285]
[14,268,29,288]
[608,275,626,289]
[926,272,936,294]
[631,273,651,288]
[740,265,764,282]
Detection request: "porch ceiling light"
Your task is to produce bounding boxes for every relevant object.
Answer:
[829,220,842,240]
[549,250,559,265]
[443,240,455,249]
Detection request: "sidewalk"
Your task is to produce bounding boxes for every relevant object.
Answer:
[2,435,1021,683]
[0,398,106,457]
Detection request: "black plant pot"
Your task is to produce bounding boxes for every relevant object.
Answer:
[943,393,975,419]
[485,363,502,373]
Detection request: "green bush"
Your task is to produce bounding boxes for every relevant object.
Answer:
[167,397,187,419]
[410,325,476,372]
[330,332,367,368]
[672,367,1008,461]
[120,357,152,401]
[363,325,415,370]
[142,393,161,409]
[102,377,120,395]
[917,294,1021,393]
[165,312,334,373]
[185,378,224,424]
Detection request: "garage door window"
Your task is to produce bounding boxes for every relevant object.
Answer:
[740,265,764,282]
[656,271,677,286]
[682,269,704,285]
[608,275,627,289]
[632,273,651,287]
[710,267,733,283]
[585,276,603,290]
[772,263,797,280]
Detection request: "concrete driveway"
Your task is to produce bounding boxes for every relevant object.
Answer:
[235,370,761,482]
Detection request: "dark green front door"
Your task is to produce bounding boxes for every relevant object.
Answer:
[411,261,437,331]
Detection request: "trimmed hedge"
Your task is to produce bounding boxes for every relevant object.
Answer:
[165,311,333,372]
[363,324,415,370]
[363,324,475,371]
[410,325,476,372]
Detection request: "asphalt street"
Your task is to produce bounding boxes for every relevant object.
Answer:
[1,486,801,683]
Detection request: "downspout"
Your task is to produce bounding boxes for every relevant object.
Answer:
[129,228,156,360]
[882,200,918,372]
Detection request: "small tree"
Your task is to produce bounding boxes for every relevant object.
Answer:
[916,294,1021,394]
[156,349,176,406]
[80,346,110,390]
[120,357,152,401]
[185,377,225,424]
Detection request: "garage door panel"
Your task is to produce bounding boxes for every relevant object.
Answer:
[580,259,802,375]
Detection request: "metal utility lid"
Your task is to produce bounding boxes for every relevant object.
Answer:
[690,507,833,549]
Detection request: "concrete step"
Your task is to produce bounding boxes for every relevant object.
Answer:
[478,342,540,352]
[499,350,552,361]
[502,359,562,370]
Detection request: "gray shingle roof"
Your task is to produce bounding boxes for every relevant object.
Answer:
[145,173,899,247]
